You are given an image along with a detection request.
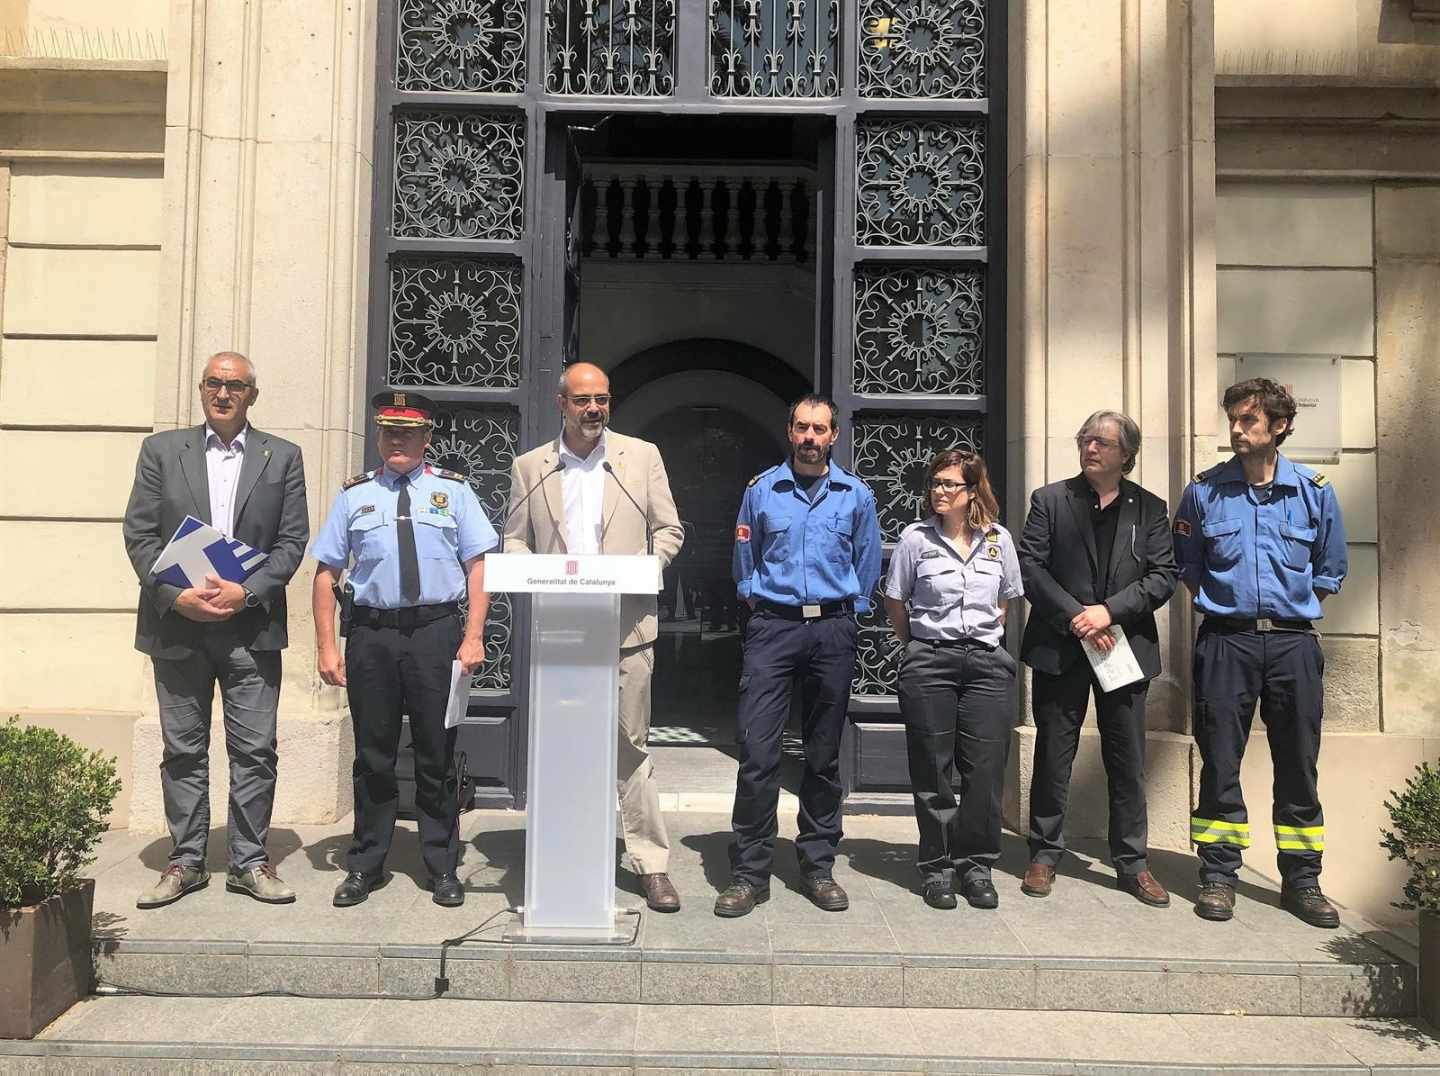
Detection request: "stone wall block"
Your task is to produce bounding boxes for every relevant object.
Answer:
[1323,544,1379,636]
[0,613,145,713]
[1320,636,1381,732]
[1217,269,1375,356]
[0,521,137,610]
[0,339,156,428]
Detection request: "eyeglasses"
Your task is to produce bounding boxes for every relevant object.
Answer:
[1077,436,1120,450]
[929,479,970,493]
[201,377,254,395]
[564,394,613,408]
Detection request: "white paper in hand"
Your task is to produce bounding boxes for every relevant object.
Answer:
[444,661,469,728]
[1081,624,1146,693]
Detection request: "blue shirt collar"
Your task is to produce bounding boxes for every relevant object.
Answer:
[1215,453,1300,488]
[378,461,426,488]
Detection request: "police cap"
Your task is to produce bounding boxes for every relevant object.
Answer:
[372,390,436,428]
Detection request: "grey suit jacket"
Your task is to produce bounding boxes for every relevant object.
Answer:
[503,431,684,648]
[122,425,310,660]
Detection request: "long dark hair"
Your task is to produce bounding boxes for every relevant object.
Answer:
[927,449,999,532]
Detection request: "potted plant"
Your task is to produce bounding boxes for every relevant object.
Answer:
[1381,760,1440,1028]
[0,716,121,1038]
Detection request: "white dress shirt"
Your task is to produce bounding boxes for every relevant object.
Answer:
[558,429,607,555]
[205,423,248,538]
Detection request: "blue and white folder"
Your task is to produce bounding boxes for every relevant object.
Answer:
[150,515,268,588]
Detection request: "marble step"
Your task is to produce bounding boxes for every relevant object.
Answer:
[91,932,1415,1018]
[8,995,1440,1074]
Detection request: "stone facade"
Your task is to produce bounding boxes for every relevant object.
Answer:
[0,0,1436,930]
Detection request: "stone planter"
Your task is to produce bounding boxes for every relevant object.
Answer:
[0,879,95,1038]
[1421,909,1440,1030]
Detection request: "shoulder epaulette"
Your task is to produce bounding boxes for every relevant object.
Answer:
[1192,464,1222,483]
[431,466,468,482]
[342,471,375,490]
[1308,471,1329,488]
[747,465,778,488]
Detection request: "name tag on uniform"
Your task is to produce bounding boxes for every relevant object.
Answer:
[802,604,822,619]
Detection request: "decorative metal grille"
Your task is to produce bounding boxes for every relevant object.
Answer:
[388,257,522,387]
[851,413,983,541]
[856,118,984,247]
[427,407,520,691]
[853,585,902,697]
[395,0,527,92]
[545,0,676,95]
[853,265,983,395]
[858,0,985,99]
[708,0,839,98]
[393,112,524,241]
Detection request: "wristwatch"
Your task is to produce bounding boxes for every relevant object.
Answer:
[242,586,261,609]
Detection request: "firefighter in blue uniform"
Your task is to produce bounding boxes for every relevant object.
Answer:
[312,391,497,910]
[1173,378,1347,928]
[714,394,882,918]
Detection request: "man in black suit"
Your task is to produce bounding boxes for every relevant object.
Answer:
[1018,410,1178,906]
[122,351,309,909]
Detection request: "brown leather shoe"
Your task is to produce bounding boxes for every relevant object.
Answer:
[714,882,770,918]
[1117,869,1170,907]
[639,872,681,912]
[800,875,849,911]
[1021,861,1055,897]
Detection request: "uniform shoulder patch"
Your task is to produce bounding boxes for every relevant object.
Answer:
[1308,471,1330,488]
[431,466,468,482]
[342,471,375,490]
[747,474,761,487]
[1192,464,1221,484]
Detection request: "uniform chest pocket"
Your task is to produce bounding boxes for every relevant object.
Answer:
[826,514,854,564]
[914,559,961,606]
[413,511,457,559]
[1279,521,1317,571]
[349,511,387,562]
[1201,517,1243,568]
[759,509,797,553]
[970,555,1004,603]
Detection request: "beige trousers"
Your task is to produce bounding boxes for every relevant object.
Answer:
[618,642,669,873]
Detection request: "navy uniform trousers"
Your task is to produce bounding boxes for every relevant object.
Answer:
[1192,622,1325,889]
[898,638,1014,886]
[730,608,858,885]
[344,610,463,879]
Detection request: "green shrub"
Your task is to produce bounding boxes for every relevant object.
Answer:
[1380,761,1440,913]
[0,716,121,907]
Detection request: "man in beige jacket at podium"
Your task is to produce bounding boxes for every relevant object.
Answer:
[504,362,686,911]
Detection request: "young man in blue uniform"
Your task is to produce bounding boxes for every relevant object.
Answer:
[715,394,882,917]
[311,391,497,908]
[1173,378,1347,927]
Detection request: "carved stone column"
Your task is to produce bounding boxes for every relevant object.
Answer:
[130,0,376,830]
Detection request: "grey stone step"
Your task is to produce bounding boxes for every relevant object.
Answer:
[92,931,1416,1018]
[7,995,1440,1073]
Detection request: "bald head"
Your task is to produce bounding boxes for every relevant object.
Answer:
[556,362,611,455]
[558,362,607,395]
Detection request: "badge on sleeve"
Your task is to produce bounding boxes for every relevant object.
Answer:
[431,491,449,510]
[735,524,751,542]
[1173,519,1192,537]
[986,544,1001,559]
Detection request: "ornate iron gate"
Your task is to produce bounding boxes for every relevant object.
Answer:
[369,0,1004,804]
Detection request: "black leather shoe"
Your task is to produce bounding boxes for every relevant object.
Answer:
[714,882,770,918]
[922,880,957,910]
[960,878,999,909]
[801,875,849,911]
[431,872,464,907]
[1194,882,1235,921]
[1282,885,1339,929]
[332,871,385,908]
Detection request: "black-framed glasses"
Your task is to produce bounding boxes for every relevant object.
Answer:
[929,479,970,493]
[564,394,613,407]
[201,377,254,395]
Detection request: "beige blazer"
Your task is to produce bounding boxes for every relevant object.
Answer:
[504,430,685,648]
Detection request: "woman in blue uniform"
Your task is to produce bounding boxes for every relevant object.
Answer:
[883,449,1023,910]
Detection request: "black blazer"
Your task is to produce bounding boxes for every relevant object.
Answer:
[1018,475,1178,680]
[122,425,309,660]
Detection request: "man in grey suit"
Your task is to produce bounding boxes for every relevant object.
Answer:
[122,351,309,908]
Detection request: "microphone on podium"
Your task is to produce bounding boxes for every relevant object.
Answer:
[602,461,653,557]
[502,459,566,538]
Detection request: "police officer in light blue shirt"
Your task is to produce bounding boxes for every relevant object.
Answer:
[715,394,882,918]
[312,391,497,911]
[1173,377,1346,929]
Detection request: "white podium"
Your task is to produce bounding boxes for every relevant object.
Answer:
[483,552,661,942]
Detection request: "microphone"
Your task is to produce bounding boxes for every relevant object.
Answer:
[602,461,652,557]
[502,459,566,538]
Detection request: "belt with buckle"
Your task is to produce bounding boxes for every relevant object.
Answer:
[757,599,854,621]
[352,602,459,629]
[1206,616,1314,634]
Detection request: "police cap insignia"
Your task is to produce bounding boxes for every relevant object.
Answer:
[1173,519,1192,537]
[735,524,751,542]
[342,471,375,490]
[431,491,449,509]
